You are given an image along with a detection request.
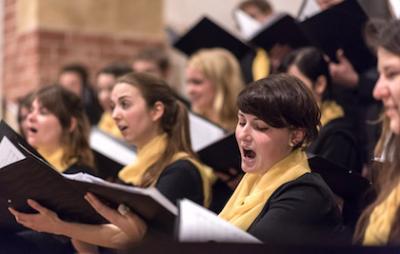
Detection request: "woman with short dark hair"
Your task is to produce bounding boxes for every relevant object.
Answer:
[219,73,343,244]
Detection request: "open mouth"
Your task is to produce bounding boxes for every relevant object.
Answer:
[28,127,38,133]
[243,148,256,159]
[118,125,128,132]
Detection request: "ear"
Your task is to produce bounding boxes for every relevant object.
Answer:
[69,117,77,133]
[289,128,306,147]
[314,75,327,98]
[150,101,165,122]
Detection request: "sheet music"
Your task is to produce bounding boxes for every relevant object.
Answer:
[89,127,136,165]
[63,172,178,215]
[189,112,226,152]
[234,9,263,40]
[178,199,261,243]
[0,136,26,169]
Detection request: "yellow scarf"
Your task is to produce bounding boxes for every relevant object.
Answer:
[252,48,270,81]
[363,183,400,245]
[97,112,123,139]
[118,134,216,207]
[219,149,310,231]
[320,101,344,127]
[38,147,75,173]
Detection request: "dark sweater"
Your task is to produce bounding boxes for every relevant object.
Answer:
[248,173,348,244]
[155,159,204,206]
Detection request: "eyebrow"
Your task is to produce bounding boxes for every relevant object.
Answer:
[117,95,131,101]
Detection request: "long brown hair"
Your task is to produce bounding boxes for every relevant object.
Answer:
[116,73,195,187]
[33,85,95,168]
[354,19,400,244]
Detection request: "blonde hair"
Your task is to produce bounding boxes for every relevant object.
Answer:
[188,48,245,131]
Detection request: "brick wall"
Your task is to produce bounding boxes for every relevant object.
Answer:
[3,0,165,101]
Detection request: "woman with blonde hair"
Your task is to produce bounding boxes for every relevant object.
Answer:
[186,48,245,131]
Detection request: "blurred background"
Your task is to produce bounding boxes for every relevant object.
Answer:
[0,0,304,123]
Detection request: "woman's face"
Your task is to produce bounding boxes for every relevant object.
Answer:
[236,111,293,174]
[373,47,400,134]
[58,72,82,96]
[132,60,163,78]
[185,66,216,114]
[26,99,63,151]
[111,83,160,148]
[97,73,116,112]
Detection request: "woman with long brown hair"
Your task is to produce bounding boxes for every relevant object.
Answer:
[9,72,215,251]
[354,19,400,245]
[26,85,95,175]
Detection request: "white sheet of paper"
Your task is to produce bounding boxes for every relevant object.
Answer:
[234,9,263,40]
[0,136,26,169]
[89,128,136,166]
[189,112,226,152]
[178,199,261,243]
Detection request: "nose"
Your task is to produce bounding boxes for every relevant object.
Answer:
[373,76,390,101]
[236,123,252,144]
[26,110,36,123]
[111,106,123,123]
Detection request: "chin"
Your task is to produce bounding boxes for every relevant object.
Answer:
[391,123,400,135]
[241,164,259,174]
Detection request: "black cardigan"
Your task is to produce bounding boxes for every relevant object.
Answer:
[155,159,204,206]
[247,173,349,244]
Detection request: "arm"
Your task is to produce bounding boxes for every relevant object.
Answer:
[8,195,146,249]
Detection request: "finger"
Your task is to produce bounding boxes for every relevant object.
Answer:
[8,207,29,224]
[27,199,49,214]
[336,49,348,62]
[85,193,120,222]
[8,207,19,217]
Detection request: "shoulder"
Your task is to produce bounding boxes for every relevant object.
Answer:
[271,172,335,202]
[319,117,356,138]
[249,173,344,244]
[160,159,200,179]
[156,159,204,205]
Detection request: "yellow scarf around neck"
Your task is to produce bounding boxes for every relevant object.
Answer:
[252,48,270,81]
[98,112,123,139]
[320,100,344,127]
[118,134,216,207]
[363,183,400,245]
[219,149,310,231]
[38,147,75,173]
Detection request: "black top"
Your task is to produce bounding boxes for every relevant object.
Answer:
[308,117,363,173]
[155,159,204,206]
[247,173,348,244]
[63,162,96,176]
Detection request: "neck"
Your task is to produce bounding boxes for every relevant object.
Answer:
[38,144,61,156]
[135,129,164,151]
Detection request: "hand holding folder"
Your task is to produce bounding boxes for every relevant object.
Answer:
[0,120,176,234]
